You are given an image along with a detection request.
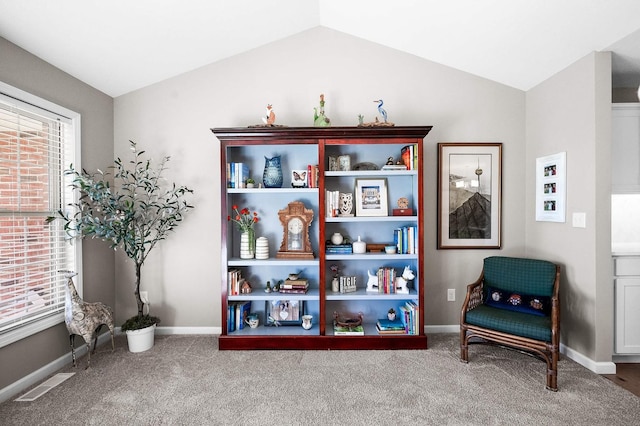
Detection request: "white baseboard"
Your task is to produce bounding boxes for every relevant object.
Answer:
[425,325,459,334]
[561,343,617,374]
[0,332,112,404]
[154,326,220,335]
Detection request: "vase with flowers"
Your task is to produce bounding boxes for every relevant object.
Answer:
[228,205,259,259]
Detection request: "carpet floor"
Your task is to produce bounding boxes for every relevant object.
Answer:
[1,333,639,425]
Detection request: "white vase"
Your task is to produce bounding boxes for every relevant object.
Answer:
[240,231,255,259]
[255,236,269,259]
[125,324,156,353]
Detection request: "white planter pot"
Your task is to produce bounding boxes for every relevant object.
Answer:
[125,323,156,353]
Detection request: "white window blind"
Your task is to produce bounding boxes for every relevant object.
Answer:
[0,82,80,346]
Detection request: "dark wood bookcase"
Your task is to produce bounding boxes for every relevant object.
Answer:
[212,126,432,350]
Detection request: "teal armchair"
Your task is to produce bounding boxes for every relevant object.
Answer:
[460,256,561,391]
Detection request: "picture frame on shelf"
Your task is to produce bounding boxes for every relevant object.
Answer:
[338,155,351,171]
[355,178,388,217]
[437,143,502,249]
[291,169,308,188]
[535,152,566,223]
[265,300,304,326]
[328,156,339,171]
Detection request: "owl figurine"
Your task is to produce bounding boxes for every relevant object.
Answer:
[339,192,354,216]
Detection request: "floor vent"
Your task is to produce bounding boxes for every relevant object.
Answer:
[15,373,75,402]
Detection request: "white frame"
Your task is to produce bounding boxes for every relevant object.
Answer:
[535,152,566,222]
[355,178,388,217]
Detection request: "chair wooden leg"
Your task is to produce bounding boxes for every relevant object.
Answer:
[546,351,558,391]
[460,327,469,362]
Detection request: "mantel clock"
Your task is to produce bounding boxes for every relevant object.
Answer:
[277,201,314,259]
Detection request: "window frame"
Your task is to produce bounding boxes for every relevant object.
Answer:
[0,81,82,348]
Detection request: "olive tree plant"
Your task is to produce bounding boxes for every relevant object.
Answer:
[48,141,194,330]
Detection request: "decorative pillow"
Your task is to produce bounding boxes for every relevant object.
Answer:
[484,286,551,316]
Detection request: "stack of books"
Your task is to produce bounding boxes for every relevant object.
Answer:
[376,318,406,334]
[279,278,309,294]
[227,162,250,188]
[394,226,417,254]
[401,144,419,170]
[326,244,352,254]
[227,301,251,333]
[376,267,397,294]
[399,301,419,335]
[227,269,244,295]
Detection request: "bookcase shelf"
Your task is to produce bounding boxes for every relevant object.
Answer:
[213,126,432,350]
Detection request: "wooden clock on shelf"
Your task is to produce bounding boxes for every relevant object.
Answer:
[277,201,314,259]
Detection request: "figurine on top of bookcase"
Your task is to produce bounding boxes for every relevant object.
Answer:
[313,94,331,127]
[358,99,395,127]
[262,104,276,126]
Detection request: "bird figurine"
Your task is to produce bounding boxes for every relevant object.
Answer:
[374,99,388,123]
[261,104,276,126]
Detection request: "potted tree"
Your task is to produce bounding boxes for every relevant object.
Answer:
[47,141,194,352]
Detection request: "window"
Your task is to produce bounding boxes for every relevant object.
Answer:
[0,81,80,348]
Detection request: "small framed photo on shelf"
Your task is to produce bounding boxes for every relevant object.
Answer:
[265,300,304,326]
[338,155,351,171]
[355,178,388,217]
[328,156,339,171]
[291,169,308,187]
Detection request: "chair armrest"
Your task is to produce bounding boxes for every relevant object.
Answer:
[460,271,484,323]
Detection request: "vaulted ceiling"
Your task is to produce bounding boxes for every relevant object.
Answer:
[1,0,640,97]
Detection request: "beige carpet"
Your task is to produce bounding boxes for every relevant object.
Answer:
[1,333,639,425]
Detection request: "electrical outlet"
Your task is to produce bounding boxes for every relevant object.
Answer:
[447,289,455,302]
[140,291,149,304]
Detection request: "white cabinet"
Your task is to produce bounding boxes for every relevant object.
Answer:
[612,103,640,193]
[614,256,640,353]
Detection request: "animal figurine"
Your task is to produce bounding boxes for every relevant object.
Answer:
[366,269,379,292]
[61,270,114,369]
[395,266,415,294]
[262,104,276,126]
[374,99,388,123]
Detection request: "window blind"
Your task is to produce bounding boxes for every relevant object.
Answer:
[0,89,78,338]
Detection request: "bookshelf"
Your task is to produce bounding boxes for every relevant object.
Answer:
[213,126,432,350]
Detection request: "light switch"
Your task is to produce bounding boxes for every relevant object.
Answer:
[572,212,586,228]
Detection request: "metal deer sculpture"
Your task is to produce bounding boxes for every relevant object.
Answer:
[60,270,114,368]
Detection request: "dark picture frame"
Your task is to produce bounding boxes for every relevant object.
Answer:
[437,143,502,249]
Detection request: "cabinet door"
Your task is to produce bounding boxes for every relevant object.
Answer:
[615,277,640,353]
[612,104,640,192]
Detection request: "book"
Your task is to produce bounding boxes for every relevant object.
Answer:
[381,164,407,170]
[278,288,308,294]
[376,324,406,334]
[401,145,412,170]
[333,324,365,335]
[235,301,252,330]
[377,318,405,330]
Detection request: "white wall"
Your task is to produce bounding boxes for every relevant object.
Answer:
[525,52,613,362]
[114,27,526,328]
